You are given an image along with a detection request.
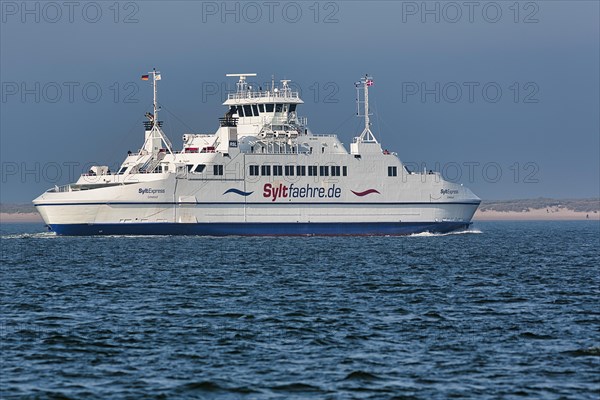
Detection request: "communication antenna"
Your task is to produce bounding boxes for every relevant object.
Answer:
[355,74,378,143]
[141,68,173,154]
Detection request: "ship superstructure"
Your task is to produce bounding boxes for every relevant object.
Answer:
[33,70,480,235]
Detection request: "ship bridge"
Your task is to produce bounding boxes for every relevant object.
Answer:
[223,74,308,138]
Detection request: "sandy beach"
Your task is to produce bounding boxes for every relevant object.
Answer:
[0,213,44,223]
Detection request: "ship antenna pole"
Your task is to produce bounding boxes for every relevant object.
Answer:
[149,68,173,154]
[153,68,159,124]
[357,75,377,143]
[363,75,370,135]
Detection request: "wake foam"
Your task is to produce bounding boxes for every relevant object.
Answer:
[408,229,483,237]
[1,232,57,240]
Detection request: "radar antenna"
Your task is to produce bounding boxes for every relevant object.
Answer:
[281,79,292,97]
[226,73,258,93]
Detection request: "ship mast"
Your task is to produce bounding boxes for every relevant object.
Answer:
[152,68,159,126]
[355,75,378,143]
[142,68,173,154]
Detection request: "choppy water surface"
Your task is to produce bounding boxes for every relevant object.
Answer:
[1,221,599,399]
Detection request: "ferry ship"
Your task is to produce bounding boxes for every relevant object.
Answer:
[33,70,480,235]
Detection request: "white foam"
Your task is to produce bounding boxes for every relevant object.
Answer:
[408,229,483,237]
[0,232,57,239]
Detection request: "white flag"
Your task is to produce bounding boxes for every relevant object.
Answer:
[155,74,162,81]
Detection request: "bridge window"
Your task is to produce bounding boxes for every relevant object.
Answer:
[249,165,259,176]
[186,164,194,172]
[273,165,283,176]
[285,165,295,176]
[275,103,283,113]
[289,104,297,112]
[296,166,306,176]
[236,105,244,117]
[266,104,274,112]
[331,166,340,176]
[388,166,397,177]
[118,166,128,175]
[214,165,224,175]
[243,105,253,117]
[194,164,206,173]
[308,166,318,176]
[258,104,265,113]
[343,166,347,176]
[252,105,259,116]
[319,166,329,176]
[261,165,271,176]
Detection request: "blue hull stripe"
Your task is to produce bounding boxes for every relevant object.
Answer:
[49,222,471,236]
[35,201,481,207]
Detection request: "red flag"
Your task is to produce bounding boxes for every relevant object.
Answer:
[366,79,374,86]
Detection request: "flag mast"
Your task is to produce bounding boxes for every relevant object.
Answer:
[152,68,159,125]
[356,74,378,143]
[141,68,173,154]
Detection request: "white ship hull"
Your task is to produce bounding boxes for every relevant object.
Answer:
[34,173,480,235]
[33,71,481,236]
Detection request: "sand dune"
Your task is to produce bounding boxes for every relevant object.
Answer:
[474,208,599,221]
[1,213,43,223]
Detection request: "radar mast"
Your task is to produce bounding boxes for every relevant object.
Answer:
[142,68,173,154]
[355,75,378,143]
[226,73,258,94]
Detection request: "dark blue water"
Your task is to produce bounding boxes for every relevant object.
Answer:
[1,221,599,399]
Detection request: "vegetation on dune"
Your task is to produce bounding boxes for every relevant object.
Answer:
[0,203,36,214]
[478,198,600,213]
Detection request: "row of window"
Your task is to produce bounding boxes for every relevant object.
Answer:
[248,165,348,177]
[186,164,399,178]
[186,164,224,175]
[229,103,297,118]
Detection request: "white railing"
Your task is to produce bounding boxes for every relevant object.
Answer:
[49,184,72,193]
[227,90,300,101]
[262,115,308,127]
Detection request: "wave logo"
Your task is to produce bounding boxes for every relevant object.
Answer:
[351,189,380,197]
[223,188,253,197]
[441,189,459,195]
[139,188,166,195]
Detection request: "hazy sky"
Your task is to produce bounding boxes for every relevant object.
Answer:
[1,0,598,202]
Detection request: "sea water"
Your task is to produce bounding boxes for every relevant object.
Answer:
[1,221,598,398]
